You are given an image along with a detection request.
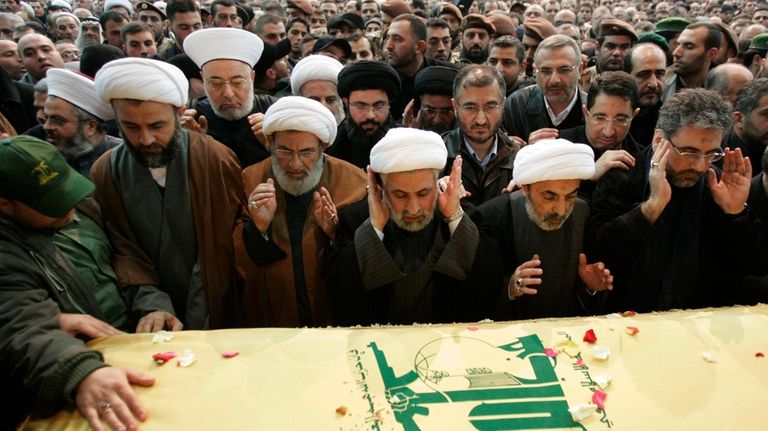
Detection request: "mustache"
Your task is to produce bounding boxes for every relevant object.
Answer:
[359,119,382,127]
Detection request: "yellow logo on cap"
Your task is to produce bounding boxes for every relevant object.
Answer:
[31,160,59,185]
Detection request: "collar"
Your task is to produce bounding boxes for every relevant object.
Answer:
[462,134,498,168]
[543,89,579,126]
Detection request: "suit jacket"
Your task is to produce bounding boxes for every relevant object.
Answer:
[502,85,587,141]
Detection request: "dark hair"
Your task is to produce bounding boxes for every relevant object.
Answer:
[262,0,285,17]
[391,13,427,42]
[762,143,768,174]
[453,64,505,100]
[287,16,309,31]
[425,17,449,31]
[120,22,154,44]
[734,78,768,115]
[657,89,733,138]
[211,0,237,16]
[685,22,723,51]
[254,13,283,34]
[346,32,378,56]
[166,0,199,20]
[587,71,639,110]
[491,35,525,63]
[99,10,128,27]
[13,21,45,36]
[79,43,126,78]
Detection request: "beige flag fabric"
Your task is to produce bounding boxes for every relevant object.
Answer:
[25,305,768,430]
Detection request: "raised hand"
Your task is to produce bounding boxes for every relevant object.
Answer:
[593,149,635,181]
[641,137,672,224]
[247,178,277,233]
[179,108,208,135]
[508,254,543,297]
[402,99,417,128]
[437,155,463,219]
[709,147,751,214]
[247,113,268,148]
[527,128,559,146]
[366,166,389,231]
[312,186,338,239]
[578,253,613,293]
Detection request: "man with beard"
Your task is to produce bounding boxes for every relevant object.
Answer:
[472,139,613,320]
[625,42,667,148]
[520,18,556,85]
[290,54,346,125]
[327,128,487,325]
[75,17,102,51]
[137,1,172,54]
[326,60,400,169]
[740,147,768,304]
[459,14,494,65]
[559,71,641,200]
[587,89,758,313]
[444,65,516,208]
[704,64,753,106]
[233,97,367,327]
[503,35,587,145]
[723,78,768,176]
[426,18,452,62]
[593,18,636,74]
[181,28,275,167]
[52,13,80,43]
[43,69,119,178]
[662,22,721,103]
[402,65,457,134]
[157,0,203,60]
[384,14,457,122]
[487,36,527,97]
[91,57,245,331]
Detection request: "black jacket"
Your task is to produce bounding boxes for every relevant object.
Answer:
[0,67,37,134]
[502,85,587,141]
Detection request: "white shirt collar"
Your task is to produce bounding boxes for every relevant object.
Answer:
[543,89,579,126]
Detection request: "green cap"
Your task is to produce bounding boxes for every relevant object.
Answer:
[0,136,95,217]
[655,17,691,36]
[749,33,768,51]
[637,32,670,53]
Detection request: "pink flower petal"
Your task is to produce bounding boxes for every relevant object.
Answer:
[152,351,176,364]
[621,310,637,317]
[467,324,479,331]
[583,329,597,344]
[545,348,557,357]
[592,389,608,410]
[222,351,239,358]
[625,326,639,335]
[575,358,585,366]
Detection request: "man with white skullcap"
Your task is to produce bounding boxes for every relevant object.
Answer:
[472,138,613,320]
[327,130,487,325]
[291,54,345,125]
[91,57,246,333]
[44,68,120,178]
[232,96,367,327]
[180,27,276,167]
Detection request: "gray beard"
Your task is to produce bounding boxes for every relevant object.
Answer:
[208,89,255,121]
[525,197,572,232]
[272,153,325,196]
[59,129,94,161]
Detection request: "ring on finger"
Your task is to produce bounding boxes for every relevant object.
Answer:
[248,200,258,209]
[98,401,112,413]
[515,277,524,288]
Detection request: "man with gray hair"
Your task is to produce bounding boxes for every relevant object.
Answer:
[503,34,587,144]
[588,89,758,313]
[704,63,753,105]
[722,78,768,175]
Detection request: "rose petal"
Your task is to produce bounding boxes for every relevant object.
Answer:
[583,329,597,344]
[593,374,612,390]
[222,351,239,358]
[467,324,479,331]
[177,349,197,367]
[568,403,597,422]
[152,330,174,343]
[625,326,639,335]
[575,358,585,366]
[335,406,348,415]
[152,351,176,364]
[756,352,765,358]
[592,389,608,410]
[545,348,558,357]
[621,310,637,317]
[592,346,610,360]
[702,351,717,363]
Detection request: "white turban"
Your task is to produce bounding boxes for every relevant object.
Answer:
[47,69,114,121]
[513,138,595,185]
[183,28,264,68]
[94,58,188,107]
[290,55,343,96]
[263,96,338,146]
[370,128,447,174]
[54,12,80,26]
[50,0,73,11]
[104,0,132,14]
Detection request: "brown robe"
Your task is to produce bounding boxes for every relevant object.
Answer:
[233,155,367,327]
[90,131,245,328]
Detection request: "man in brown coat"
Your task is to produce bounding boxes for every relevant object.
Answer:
[234,97,366,327]
[91,57,244,332]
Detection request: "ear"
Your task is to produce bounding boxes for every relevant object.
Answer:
[81,118,98,137]
[705,46,718,62]
[633,107,640,117]
[266,67,276,80]
[207,14,214,26]
[733,111,744,129]
[581,104,588,117]
[520,58,528,73]
[264,134,273,151]
[520,184,530,197]
[415,39,427,55]
[250,69,256,81]
[451,97,459,115]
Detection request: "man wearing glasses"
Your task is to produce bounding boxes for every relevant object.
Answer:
[234,97,367,327]
[503,34,587,146]
[560,71,641,200]
[326,60,400,169]
[181,28,275,167]
[587,89,758,313]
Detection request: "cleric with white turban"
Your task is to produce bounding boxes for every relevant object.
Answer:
[47,68,114,121]
[370,128,448,174]
[513,138,595,185]
[94,57,189,107]
[263,96,338,146]
[183,28,264,68]
[290,55,343,96]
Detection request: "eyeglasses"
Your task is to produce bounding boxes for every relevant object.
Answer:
[350,101,389,114]
[667,138,725,162]
[587,111,632,127]
[61,50,80,60]
[205,77,249,91]
[536,65,577,77]
[273,147,318,161]
[458,102,502,116]
[421,106,454,116]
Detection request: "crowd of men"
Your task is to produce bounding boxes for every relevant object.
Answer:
[1,0,768,429]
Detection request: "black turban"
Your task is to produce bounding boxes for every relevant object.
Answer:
[337,60,401,101]
[414,66,458,98]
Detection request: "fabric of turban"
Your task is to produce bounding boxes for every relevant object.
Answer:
[414,66,458,97]
[337,60,401,100]
[104,0,132,13]
[183,28,264,68]
[50,0,73,11]
[263,96,338,146]
[94,57,188,107]
[55,12,80,26]
[290,55,343,96]
[370,128,447,174]
[47,69,114,121]
[513,139,595,186]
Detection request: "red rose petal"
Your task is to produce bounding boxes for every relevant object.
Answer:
[575,358,585,366]
[152,351,177,364]
[756,352,765,358]
[583,329,597,344]
[545,348,557,357]
[592,389,608,410]
[222,351,239,358]
[625,326,639,335]
[621,310,637,317]
[467,324,479,331]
